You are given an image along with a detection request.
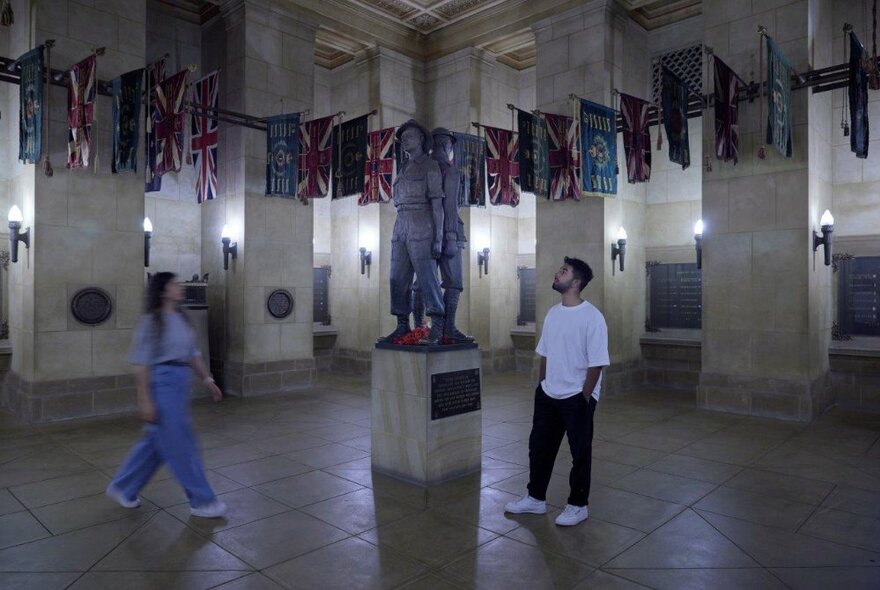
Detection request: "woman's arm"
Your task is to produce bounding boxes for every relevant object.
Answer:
[192,355,223,402]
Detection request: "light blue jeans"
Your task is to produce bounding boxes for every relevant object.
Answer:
[111,364,216,508]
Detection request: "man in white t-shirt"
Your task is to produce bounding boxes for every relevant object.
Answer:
[504,256,609,526]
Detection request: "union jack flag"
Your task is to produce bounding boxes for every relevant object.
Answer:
[297,115,335,199]
[361,127,394,205]
[484,125,520,207]
[67,55,97,169]
[153,69,188,177]
[191,70,219,203]
[620,93,652,183]
[545,113,580,201]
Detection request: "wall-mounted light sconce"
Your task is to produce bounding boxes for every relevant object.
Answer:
[359,246,372,275]
[221,224,238,271]
[8,205,30,264]
[694,219,704,270]
[478,247,490,278]
[143,217,153,268]
[611,226,627,273]
[812,209,834,267]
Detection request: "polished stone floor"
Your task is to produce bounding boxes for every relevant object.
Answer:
[1,372,879,589]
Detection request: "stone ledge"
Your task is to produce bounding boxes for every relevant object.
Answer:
[697,372,832,422]
[221,358,316,397]
[3,371,138,423]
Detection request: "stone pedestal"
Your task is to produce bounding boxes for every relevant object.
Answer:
[371,342,482,485]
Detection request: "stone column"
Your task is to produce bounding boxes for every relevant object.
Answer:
[4,0,147,421]
[698,0,833,420]
[210,0,317,396]
[532,0,647,394]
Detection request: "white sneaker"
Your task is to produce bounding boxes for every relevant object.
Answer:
[106,483,141,509]
[190,499,227,518]
[555,504,588,526]
[504,495,547,515]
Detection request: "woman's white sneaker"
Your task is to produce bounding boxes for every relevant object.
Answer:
[554,504,588,526]
[190,500,227,518]
[504,495,547,514]
[105,483,141,509]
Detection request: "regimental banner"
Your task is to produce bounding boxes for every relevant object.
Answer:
[516,108,549,198]
[713,57,740,164]
[484,126,520,207]
[332,115,369,199]
[112,69,143,173]
[453,132,486,208]
[661,67,690,170]
[850,31,869,159]
[191,70,220,203]
[265,113,300,197]
[297,115,335,199]
[620,93,652,183]
[361,127,395,205]
[766,35,792,158]
[544,113,580,201]
[145,58,165,192]
[18,47,44,164]
[579,98,617,197]
[153,69,189,176]
[67,55,97,169]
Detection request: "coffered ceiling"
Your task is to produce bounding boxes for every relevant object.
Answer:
[155,0,701,69]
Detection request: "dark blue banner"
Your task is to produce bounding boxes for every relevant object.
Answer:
[766,36,792,158]
[112,68,143,173]
[850,32,869,159]
[517,109,549,198]
[266,113,300,197]
[579,99,617,196]
[332,115,369,198]
[453,132,486,208]
[661,67,691,170]
[18,47,43,164]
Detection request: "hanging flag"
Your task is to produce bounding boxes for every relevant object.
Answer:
[766,36,792,158]
[850,32,869,159]
[191,70,220,203]
[516,108,549,198]
[484,125,521,207]
[18,46,43,164]
[545,113,580,201]
[661,67,690,170]
[111,68,143,173]
[297,115,335,199]
[153,69,188,176]
[361,127,395,205]
[332,115,369,199]
[620,93,652,183]
[713,57,740,164]
[453,132,486,207]
[266,113,300,197]
[145,58,165,192]
[579,98,617,196]
[67,55,97,169]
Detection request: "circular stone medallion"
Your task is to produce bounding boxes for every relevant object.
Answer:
[71,288,113,326]
[267,289,294,319]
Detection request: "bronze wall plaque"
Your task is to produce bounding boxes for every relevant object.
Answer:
[71,288,113,326]
[431,368,481,420]
[267,289,293,319]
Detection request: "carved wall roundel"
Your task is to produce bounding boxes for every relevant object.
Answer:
[267,289,294,319]
[71,288,113,326]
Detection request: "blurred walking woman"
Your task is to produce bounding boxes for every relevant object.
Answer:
[106,272,227,518]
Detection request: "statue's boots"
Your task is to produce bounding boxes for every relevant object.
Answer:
[419,315,444,345]
[411,288,425,328]
[443,290,474,343]
[380,315,411,342]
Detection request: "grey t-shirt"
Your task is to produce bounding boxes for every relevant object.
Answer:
[128,312,201,366]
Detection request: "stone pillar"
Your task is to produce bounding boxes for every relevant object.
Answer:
[698,0,833,420]
[210,0,317,396]
[4,0,148,421]
[532,0,646,394]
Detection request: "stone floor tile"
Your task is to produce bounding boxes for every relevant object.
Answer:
[799,507,880,552]
[440,536,594,589]
[0,512,50,550]
[31,492,158,535]
[140,470,244,508]
[254,470,363,508]
[0,573,80,589]
[723,467,835,505]
[10,470,109,509]
[300,487,425,535]
[482,442,529,466]
[605,568,788,589]
[94,512,251,571]
[305,423,372,443]
[249,433,330,455]
[0,489,24,516]
[215,456,313,487]
[820,485,880,518]
[67,571,248,590]
[592,442,667,468]
[694,485,817,530]
[698,510,880,567]
[210,510,349,569]
[395,573,466,589]
[676,436,780,465]
[769,566,880,590]
[587,486,686,533]
[489,470,572,509]
[644,453,743,484]
[359,510,498,568]
[201,443,271,470]
[166,488,292,534]
[569,569,655,589]
[608,469,718,505]
[285,442,369,469]
[210,573,287,589]
[605,510,759,569]
[432,486,523,535]
[265,536,427,590]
